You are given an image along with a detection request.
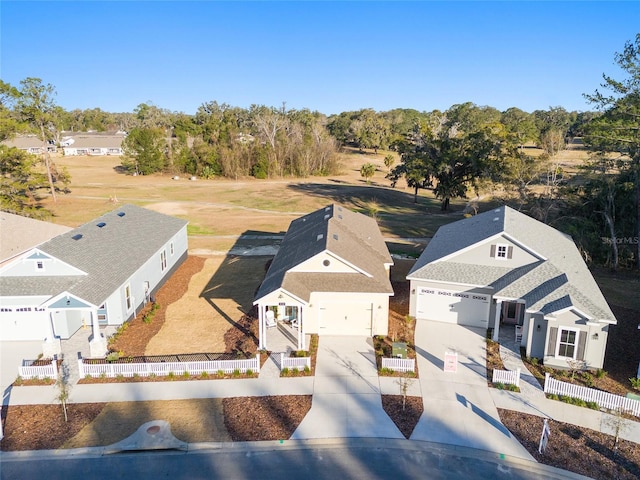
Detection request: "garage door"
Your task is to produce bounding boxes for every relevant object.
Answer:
[416,287,489,327]
[319,302,372,335]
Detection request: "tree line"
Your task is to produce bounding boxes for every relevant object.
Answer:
[1,34,638,270]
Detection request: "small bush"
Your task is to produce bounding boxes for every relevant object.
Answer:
[116,374,124,380]
[99,372,107,379]
[507,384,519,392]
[304,365,311,373]
[84,374,93,380]
[217,370,225,378]
[380,367,394,375]
[596,369,607,379]
[106,351,120,362]
[149,373,156,378]
[132,373,139,379]
[182,371,190,378]
[200,371,209,379]
[281,367,289,376]
[629,377,640,390]
[13,376,23,386]
[530,357,539,366]
[246,369,253,376]
[168,371,175,380]
[583,373,594,387]
[586,401,599,410]
[232,369,241,377]
[494,382,505,390]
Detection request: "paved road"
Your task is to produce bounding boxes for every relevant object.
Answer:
[0,439,590,480]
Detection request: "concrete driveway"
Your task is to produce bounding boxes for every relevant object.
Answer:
[291,335,403,439]
[410,320,534,460]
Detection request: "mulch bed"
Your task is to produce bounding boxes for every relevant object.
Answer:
[381,395,423,439]
[498,409,640,480]
[1,403,106,451]
[223,396,312,441]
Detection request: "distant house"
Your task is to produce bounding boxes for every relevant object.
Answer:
[0,205,188,357]
[407,206,616,370]
[61,132,125,156]
[254,204,393,350]
[2,135,56,154]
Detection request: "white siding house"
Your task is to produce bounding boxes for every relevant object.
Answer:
[0,205,188,357]
[254,204,393,350]
[407,206,616,370]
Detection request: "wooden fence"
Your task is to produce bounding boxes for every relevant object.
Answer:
[544,373,640,417]
[78,355,260,378]
[19,359,58,380]
[382,357,416,373]
[492,368,521,387]
[280,353,310,371]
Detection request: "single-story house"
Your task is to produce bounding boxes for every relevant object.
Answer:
[0,204,188,357]
[0,212,72,268]
[61,133,125,156]
[407,206,616,370]
[2,135,56,154]
[254,204,394,350]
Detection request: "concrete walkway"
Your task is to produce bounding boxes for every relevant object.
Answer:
[291,336,404,439]
[410,320,535,460]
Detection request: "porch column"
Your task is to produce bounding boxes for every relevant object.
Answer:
[258,304,265,350]
[89,308,107,357]
[492,300,502,341]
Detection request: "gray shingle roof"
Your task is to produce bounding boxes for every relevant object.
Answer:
[2,204,187,307]
[408,206,615,323]
[255,204,393,302]
[0,212,72,264]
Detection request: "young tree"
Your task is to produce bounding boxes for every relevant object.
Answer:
[360,162,376,183]
[584,33,640,270]
[0,80,21,142]
[15,78,61,201]
[0,146,51,217]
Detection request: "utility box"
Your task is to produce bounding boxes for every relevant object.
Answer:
[392,342,407,359]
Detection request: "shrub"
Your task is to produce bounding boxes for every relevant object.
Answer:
[200,371,209,379]
[629,377,640,390]
[149,373,156,378]
[217,370,225,378]
[596,369,607,379]
[116,374,124,380]
[100,372,107,379]
[106,351,120,362]
[494,382,505,390]
[380,367,394,375]
[281,367,289,376]
[246,369,253,376]
[182,371,190,378]
[132,373,139,379]
[84,374,93,380]
[304,365,311,373]
[232,369,241,377]
[13,376,23,386]
[507,384,519,392]
[583,373,594,387]
[168,371,175,380]
[530,357,539,366]
[586,401,599,410]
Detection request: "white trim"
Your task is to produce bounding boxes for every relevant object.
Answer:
[495,243,509,260]
[406,277,492,290]
[324,250,372,278]
[555,326,580,360]
[0,248,87,276]
[124,283,133,312]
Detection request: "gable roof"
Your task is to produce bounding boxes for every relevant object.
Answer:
[0,212,72,265]
[408,206,615,323]
[0,204,187,306]
[255,204,393,302]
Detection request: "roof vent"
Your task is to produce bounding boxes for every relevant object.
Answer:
[72,234,83,240]
[338,214,342,220]
[316,233,324,241]
[324,214,330,220]
[117,212,125,217]
[97,222,106,228]
[493,217,499,222]
[325,206,330,212]
[333,234,338,240]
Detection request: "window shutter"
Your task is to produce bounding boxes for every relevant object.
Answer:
[507,246,513,259]
[577,331,587,361]
[547,327,558,356]
[490,245,496,257]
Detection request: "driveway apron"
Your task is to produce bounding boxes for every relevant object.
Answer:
[410,320,534,460]
[291,336,403,439]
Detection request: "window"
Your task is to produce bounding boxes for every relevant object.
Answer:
[496,245,507,258]
[160,251,167,271]
[491,243,512,260]
[557,328,578,359]
[36,261,44,271]
[125,284,132,311]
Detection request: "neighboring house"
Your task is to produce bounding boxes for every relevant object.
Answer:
[0,212,72,268]
[407,206,616,370]
[2,135,56,154]
[254,204,394,350]
[0,204,188,357]
[61,132,125,156]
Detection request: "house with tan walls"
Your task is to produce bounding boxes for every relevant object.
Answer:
[254,204,394,350]
[407,206,616,370]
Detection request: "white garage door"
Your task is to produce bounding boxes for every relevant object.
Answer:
[416,287,489,327]
[319,302,372,335]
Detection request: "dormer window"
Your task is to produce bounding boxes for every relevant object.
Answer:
[491,243,513,260]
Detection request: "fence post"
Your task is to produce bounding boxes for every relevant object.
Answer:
[51,359,59,380]
[280,352,284,372]
[256,354,261,373]
[515,368,521,388]
[544,372,550,393]
[77,358,84,379]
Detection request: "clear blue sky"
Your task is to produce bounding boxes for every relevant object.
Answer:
[1,1,639,116]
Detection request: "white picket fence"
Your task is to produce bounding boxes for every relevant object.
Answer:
[79,355,260,378]
[19,359,58,380]
[280,353,311,371]
[382,357,416,373]
[544,373,640,417]
[492,368,521,387]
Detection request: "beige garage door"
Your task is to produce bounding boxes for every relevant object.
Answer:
[416,286,490,327]
[318,302,372,335]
